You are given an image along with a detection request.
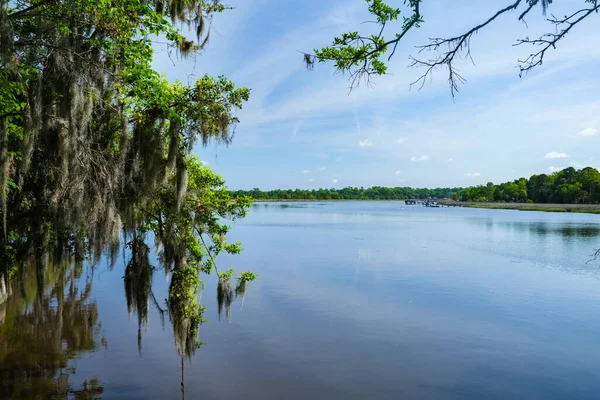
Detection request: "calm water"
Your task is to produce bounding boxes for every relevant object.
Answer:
[3,202,600,399]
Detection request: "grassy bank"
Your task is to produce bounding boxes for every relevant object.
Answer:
[441,201,600,214]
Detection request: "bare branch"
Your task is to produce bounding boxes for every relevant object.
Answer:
[515,2,600,76]
[409,0,523,97]
[519,0,538,21]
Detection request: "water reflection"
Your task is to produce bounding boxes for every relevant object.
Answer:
[124,240,155,355]
[497,221,600,238]
[0,257,103,399]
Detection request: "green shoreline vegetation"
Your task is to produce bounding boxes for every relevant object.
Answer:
[235,166,600,215]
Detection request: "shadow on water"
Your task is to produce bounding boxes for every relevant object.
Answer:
[485,220,600,238]
[0,256,104,399]
[533,224,600,238]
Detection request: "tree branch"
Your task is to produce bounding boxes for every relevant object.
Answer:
[409,0,523,97]
[515,2,600,76]
[7,0,53,20]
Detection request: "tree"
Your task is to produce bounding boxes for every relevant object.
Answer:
[579,167,600,203]
[455,166,600,204]
[306,0,599,95]
[1,1,249,270]
[1,0,254,355]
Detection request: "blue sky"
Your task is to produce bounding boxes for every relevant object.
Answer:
[153,0,600,190]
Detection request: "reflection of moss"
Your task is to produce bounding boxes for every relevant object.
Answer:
[124,239,154,354]
[0,258,103,399]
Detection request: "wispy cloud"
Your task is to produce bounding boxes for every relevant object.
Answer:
[359,139,373,147]
[545,151,569,159]
[465,172,481,177]
[448,158,453,162]
[335,156,343,162]
[291,121,301,139]
[301,170,310,174]
[309,178,314,182]
[578,127,598,136]
[395,170,402,175]
[395,137,406,144]
[318,167,326,171]
[332,178,338,183]
[410,155,429,162]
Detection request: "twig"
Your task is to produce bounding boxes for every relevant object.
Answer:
[409,0,523,97]
[514,2,600,76]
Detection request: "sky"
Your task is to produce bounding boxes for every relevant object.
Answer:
[152,0,600,190]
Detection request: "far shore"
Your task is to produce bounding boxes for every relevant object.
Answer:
[251,199,600,214]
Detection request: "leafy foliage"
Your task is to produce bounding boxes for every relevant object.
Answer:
[308,0,599,94]
[456,167,600,204]
[1,0,255,359]
[137,157,251,356]
[233,186,461,201]
[0,0,250,270]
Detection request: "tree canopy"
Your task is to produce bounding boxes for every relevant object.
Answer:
[237,166,600,205]
[234,186,461,201]
[307,0,599,94]
[456,166,600,204]
[1,0,254,353]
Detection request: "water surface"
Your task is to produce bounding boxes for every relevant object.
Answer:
[3,202,600,399]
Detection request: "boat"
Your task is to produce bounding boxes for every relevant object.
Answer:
[423,200,441,208]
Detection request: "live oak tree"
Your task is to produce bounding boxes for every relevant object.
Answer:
[1,0,253,353]
[306,0,599,95]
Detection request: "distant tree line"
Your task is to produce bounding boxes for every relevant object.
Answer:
[455,167,600,204]
[235,167,600,204]
[231,187,461,201]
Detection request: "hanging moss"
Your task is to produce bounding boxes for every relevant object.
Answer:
[2,0,249,263]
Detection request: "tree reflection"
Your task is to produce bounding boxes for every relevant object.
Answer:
[124,238,155,355]
[0,256,103,399]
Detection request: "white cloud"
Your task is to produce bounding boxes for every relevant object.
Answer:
[410,155,429,162]
[359,139,373,147]
[335,156,343,162]
[465,172,481,177]
[318,167,326,171]
[316,153,329,159]
[395,170,402,175]
[545,151,569,159]
[547,166,563,173]
[308,178,314,182]
[201,160,209,165]
[448,158,453,162]
[301,170,310,174]
[398,178,407,182]
[332,179,338,183]
[395,137,406,144]
[578,127,598,136]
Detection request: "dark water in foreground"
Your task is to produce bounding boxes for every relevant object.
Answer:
[3,202,600,399]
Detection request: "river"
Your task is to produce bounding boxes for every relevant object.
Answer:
[2,202,600,399]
